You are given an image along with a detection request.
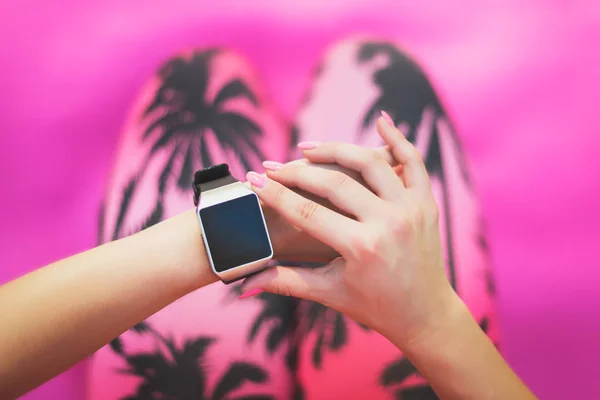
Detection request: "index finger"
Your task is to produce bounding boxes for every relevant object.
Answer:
[375,145,396,166]
[377,116,430,196]
[289,145,397,171]
[246,172,359,254]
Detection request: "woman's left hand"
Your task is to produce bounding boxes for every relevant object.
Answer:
[240,115,460,351]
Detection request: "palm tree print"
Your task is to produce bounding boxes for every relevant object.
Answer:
[98,48,267,242]
[357,41,474,290]
[228,285,307,398]
[246,291,299,355]
[380,355,438,399]
[96,49,274,400]
[241,41,475,373]
[355,42,500,397]
[477,222,497,299]
[229,285,354,399]
[231,261,368,371]
[101,142,177,242]
[142,49,266,187]
[109,321,273,400]
[298,299,369,369]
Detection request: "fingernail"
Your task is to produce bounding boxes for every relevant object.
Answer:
[381,111,394,126]
[238,288,264,299]
[262,160,283,171]
[246,171,266,188]
[297,141,321,150]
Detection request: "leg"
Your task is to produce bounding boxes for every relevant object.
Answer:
[292,37,499,399]
[90,48,294,400]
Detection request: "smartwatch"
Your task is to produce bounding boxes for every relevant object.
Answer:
[193,164,273,284]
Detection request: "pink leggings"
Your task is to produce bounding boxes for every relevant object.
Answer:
[89,38,499,400]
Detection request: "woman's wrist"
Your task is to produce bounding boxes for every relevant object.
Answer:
[133,208,218,292]
[139,204,295,292]
[392,290,535,399]
[399,291,473,358]
[370,277,469,360]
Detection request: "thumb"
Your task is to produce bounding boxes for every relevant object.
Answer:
[239,258,346,304]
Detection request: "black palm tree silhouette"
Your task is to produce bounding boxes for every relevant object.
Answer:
[298,299,369,369]
[357,41,474,290]
[231,261,368,371]
[110,321,273,400]
[229,282,306,399]
[380,355,439,399]
[96,49,287,400]
[357,42,499,399]
[98,49,266,243]
[477,223,497,299]
[248,292,299,354]
[101,142,176,242]
[142,49,265,188]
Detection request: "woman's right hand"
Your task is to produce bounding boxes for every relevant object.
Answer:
[240,115,460,350]
[256,146,398,263]
[241,115,538,400]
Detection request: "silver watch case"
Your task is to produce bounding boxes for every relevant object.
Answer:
[196,182,273,283]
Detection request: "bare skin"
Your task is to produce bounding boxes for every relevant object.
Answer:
[240,115,538,400]
[0,147,395,399]
[0,118,536,399]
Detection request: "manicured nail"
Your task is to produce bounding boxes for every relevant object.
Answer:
[381,111,394,126]
[297,141,321,150]
[238,288,264,299]
[262,160,283,171]
[246,171,266,188]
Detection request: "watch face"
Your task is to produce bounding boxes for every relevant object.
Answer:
[199,194,272,273]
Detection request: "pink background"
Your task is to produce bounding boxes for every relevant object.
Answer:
[1,1,599,399]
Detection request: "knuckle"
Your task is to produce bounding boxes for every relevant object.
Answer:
[329,170,350,187]
[358,149,384,169]
[366,148,385,163]
[272,282,292,297]
[298,199,319,221]
[412,206,426,227]
[350,233,379,259]
[271,182,287,201]
[281,163,302,179]
[359,150,389,177]
[265,268,293,297]
[427,200,440,223]
[389,213,413,238]
[408,146,424,164]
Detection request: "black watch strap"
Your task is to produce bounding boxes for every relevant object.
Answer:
[192,164,239,207]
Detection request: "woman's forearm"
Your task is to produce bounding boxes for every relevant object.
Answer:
[0,171,340,398]
[0,209,215,399]
[395,293,537,400]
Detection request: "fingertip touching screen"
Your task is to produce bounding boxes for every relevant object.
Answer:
[199,194,272,272]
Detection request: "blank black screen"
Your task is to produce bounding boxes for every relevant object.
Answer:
[200,194,272,272]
